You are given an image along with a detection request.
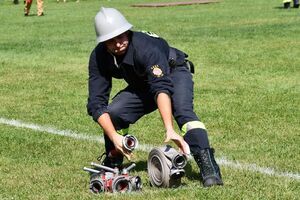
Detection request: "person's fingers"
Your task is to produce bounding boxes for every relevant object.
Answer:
[178,148,183,153]
[172,137,181,146]
[181,140,191,155]
[173,138,190,155]
[164,135,170,143]
[172,139,183,152]
[124,152,132,161]
[164,132,191,155]
[120,147,132,161]
[124,154,131,161]
[183,143,191,155]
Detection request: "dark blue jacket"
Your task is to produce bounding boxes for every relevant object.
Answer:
[87,31,186,122]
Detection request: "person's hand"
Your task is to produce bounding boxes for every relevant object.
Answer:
[111,134,132,160]
[164,129,191,155]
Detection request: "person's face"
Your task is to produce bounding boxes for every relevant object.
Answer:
[105,32,129,56]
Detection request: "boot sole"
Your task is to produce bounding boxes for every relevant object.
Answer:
[203,176,223,187]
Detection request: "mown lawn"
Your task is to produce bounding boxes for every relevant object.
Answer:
[0,0,299,199]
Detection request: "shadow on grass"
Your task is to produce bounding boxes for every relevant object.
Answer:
[131,160,200,182]
[24,13,38,17]
[273,6,285,9]
[185,162,201,181]
[24,14,45,17]
[273,6,299,9]
[131,160,147,172]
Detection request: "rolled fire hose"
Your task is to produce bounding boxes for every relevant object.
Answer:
[147,145,187,188]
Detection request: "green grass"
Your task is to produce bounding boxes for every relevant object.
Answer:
[0,0,299,199]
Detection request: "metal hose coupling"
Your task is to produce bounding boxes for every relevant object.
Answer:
[147,145,188,188]
[83,162,142,193]
[123,135,138,152]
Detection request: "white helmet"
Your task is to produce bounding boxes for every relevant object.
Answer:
[94,7,133,43]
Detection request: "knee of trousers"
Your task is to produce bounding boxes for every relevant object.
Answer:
[107,107,129,130]
[174,111,200,128]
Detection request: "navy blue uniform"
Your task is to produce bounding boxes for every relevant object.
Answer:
[87,31,210,157]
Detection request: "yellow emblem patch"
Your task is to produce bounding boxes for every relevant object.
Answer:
[151,65,164,77]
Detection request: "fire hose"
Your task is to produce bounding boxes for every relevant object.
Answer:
[147,145,187,188]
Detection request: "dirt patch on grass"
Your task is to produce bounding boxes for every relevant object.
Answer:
[131,0,220,7]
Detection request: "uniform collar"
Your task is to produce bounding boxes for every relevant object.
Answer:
[121,32,134,66]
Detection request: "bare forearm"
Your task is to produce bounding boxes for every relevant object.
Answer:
[97,113,132,159]
[97,113,118,141]
[156,92,173,130]
[157,92,190,154]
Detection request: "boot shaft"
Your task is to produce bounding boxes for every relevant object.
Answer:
[193,148,223,187]
[98,151,124,169]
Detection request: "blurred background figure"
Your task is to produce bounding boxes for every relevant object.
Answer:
[24,0,44,16]
[13,0,19,4]
[283,0,299,8]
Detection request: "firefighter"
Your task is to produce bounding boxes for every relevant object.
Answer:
[24,0,44,16]
[87,7,223,187]
[283,0,299,8]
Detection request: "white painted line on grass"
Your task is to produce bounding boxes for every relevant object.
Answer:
[1,117,299,181]
[0,117,104,143]
[218,157,300,180]
[0,117,152,152]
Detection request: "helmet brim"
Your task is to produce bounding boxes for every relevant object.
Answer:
[96,23,133,43]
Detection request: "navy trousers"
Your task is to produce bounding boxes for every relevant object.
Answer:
[105,65,206,154]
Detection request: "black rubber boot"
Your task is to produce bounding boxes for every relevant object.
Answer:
[98,150,124,169]
[293,0,299,8]
[193,148,223,187]
[284,2,291,9]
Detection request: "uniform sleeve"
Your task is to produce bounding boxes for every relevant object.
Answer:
[143,46,173,99]
[86,49,112,122]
